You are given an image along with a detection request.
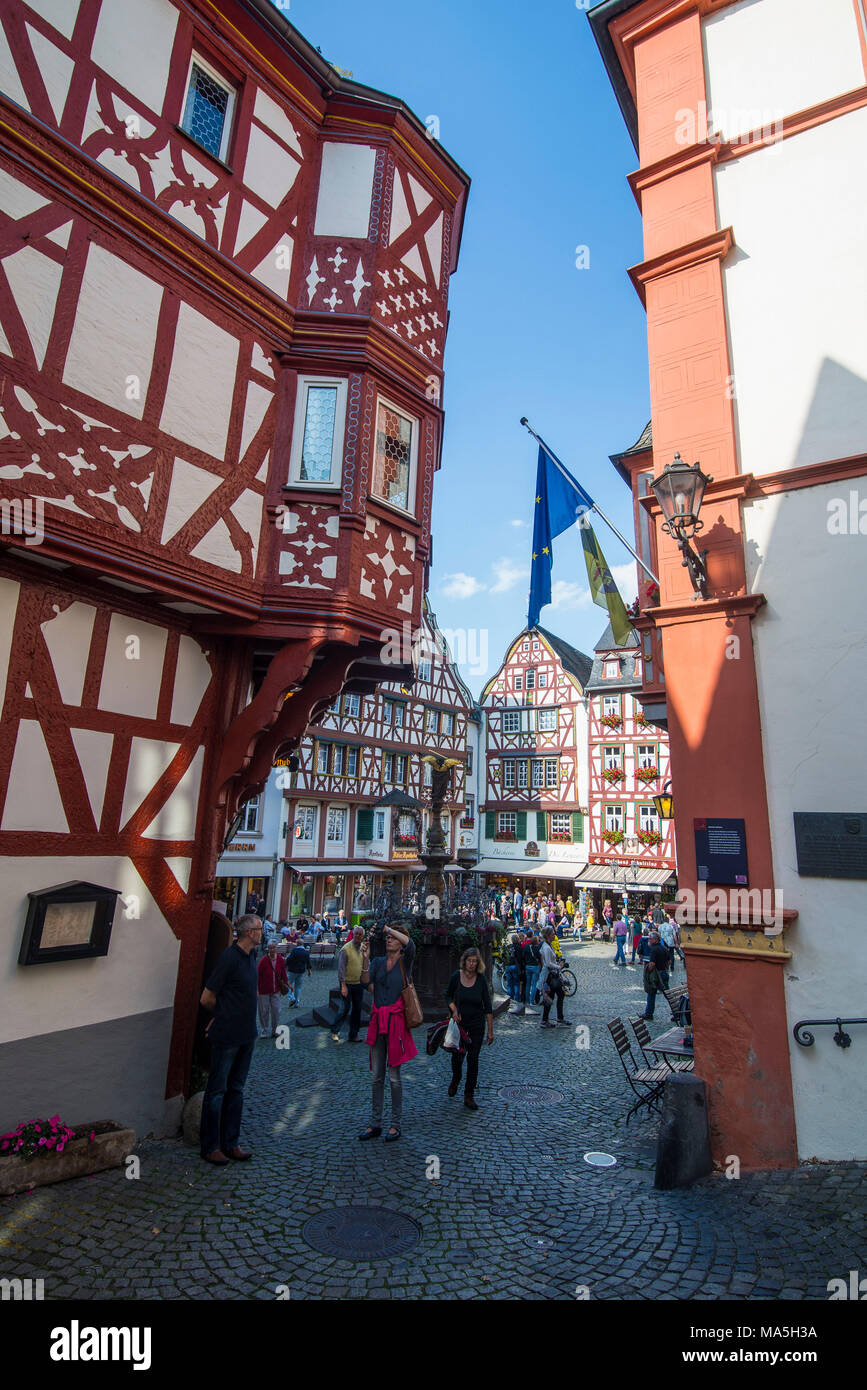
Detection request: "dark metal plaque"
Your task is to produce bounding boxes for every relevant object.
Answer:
[300,1206,420,1262]
[793,813,867,880]
[694,817,748,885]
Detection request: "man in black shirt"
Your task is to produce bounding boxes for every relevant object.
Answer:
[199,914,262,1164]
[642,931,671,1020]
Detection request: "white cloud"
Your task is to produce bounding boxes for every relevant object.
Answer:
[550,580,591,611]
[490,558,528,594]
[441,572,486,600]
[508,519,527,528]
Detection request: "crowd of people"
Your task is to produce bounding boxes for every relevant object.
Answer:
[201,890,685,1163]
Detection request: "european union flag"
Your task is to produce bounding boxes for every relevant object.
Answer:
[527,444,594,628]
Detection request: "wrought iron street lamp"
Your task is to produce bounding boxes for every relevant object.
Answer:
[652,781,674,820]
[651,453,713,597]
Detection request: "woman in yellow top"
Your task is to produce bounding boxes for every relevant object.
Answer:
[586,908,595,933]
[551,932,564,960]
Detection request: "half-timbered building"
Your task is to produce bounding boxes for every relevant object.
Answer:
[575,622,675,911]
[284,604,476,920]
[0,0,469,1135]
[476,627,591,896]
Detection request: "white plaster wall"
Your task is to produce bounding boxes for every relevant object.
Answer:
[704,0,864,141]
[40,600,96,706]
[97,613,167,719]
[159,303,239,460]
[24,0,80,42]
[744,481,867,1159]
[243,125,301,207]
[716,108,867,473]
[314,143,376,238]
[0,856,180,1042]
[169,634,212,726]
[90,0,178,118]
[63,244,163,419]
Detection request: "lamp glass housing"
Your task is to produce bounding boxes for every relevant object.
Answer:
[651,454,709,529]
[652,784,675,820]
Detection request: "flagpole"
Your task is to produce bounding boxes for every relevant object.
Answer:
[520,417,661,587]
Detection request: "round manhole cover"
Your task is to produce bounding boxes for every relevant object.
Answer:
[498,1084,565,1107]
[301,1206,421,1262]
[584,1151,617,1167]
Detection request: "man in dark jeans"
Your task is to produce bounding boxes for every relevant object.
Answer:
[331,926,366,1042]
[199,914,262,1165]
[642,931,672,1020]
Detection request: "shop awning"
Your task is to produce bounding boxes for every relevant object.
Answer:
[473,858,588,879]
[574,866,676,890]
[287,862,386,875]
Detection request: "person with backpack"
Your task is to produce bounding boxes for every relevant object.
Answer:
[507,929,527,1015]
[539,926,568,1029]
[642,931,672,1019]
[285,940,311,1007]
[523,930,542,1014]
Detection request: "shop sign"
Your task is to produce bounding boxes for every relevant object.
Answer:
[393,849,419,860]
[228,842,255,852]
[525,842,539,857]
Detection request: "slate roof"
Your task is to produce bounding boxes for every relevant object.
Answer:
[610,419,652,485]
[534,626,594,690]
[584,621,642,692]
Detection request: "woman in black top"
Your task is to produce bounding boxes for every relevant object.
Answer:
[445,946,494,1111]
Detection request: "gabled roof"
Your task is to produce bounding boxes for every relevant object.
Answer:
[534,627,594,689]
[585,622,641,692]
[610,420,652,485]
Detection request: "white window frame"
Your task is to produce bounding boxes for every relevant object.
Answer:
[371,394,419,516]
[550,812,571,839]
[382,699,393,726]
[604,660,620,678]
[393,701,406,728]
[346,746,359,778]
[545,758,559,788]
[516,759,528,789]
[417,657,432,683]
[604,745,622,770]
[531,758,544,788]
[374,810,386,840]
[604,804,624,832]
[639,805,659,833]
[514,673,523,691]
[502,710,520,734]
[326,806,347,843]
[426,708,439,734]
[344,693,360,717]
[383,752,394,784]
[602,695,620,717]
[331,745,344,776]
[538,670,548,688]
[503,759,516,789]
[295,805,316,843]
[537,707,557,732]
[181,52,236,164]
[239,795,260,833]
[498,811,517,837]
[394,754,407,785]
[637,744,656,769]
[441,710,454,735]
[287,376,348,489]
[465,794,475,820]
[526,668,536,690]
[316,743,329,775]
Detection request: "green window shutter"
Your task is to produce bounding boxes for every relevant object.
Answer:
[572,811,584,843]
[536,811,547,841]
[516,811,527,839]
[485,810,496,838]
[357,807,374,841]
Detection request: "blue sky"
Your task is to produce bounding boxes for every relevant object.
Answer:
[285,0,651,694]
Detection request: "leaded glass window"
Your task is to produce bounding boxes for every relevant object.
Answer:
[182,62,232,160]
[373,401,413,510]
[300,386,338,482]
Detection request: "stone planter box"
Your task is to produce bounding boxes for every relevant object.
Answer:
[0,1122,136,1196]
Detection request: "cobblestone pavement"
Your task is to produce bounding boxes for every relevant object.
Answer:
[2,943,864,1301]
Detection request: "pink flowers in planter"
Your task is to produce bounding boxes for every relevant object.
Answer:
[0,1115,79,1162]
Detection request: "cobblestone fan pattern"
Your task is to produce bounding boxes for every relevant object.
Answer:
[2,945,864,1300]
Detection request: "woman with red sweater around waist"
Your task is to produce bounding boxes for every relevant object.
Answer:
[358,924,417,1144]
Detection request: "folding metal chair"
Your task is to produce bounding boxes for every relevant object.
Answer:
[630,1016,693,1074]
[607,1018,669,1123]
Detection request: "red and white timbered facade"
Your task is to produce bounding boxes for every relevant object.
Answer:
[477,627,591,891]
[0,0,468,1134]
[582,623,675,895]
[285,606,477,918]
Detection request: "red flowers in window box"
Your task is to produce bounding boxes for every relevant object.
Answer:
[602,768,623,784]
[601,715,622,729]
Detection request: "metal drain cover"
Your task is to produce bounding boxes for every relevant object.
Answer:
[301,1206,421,1262]
[584,1151,617,1167]
[498,1084,565,1107]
